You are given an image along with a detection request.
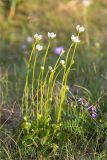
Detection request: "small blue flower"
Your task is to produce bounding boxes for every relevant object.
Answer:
[87,105,97,119]
[91,112,97,119]
[54,46,64,55]
[27,36,33,43]
[21,44,27,50]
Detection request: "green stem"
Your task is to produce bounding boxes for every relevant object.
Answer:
[21,40,37,115]
[31,52,38,116]
[43,40,51,67]
[57,42,78,122]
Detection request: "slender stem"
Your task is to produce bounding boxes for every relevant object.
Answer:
[65,43,74,64]
[57,42,78,122]
[36,71,42,127]
[21,40,37,115]
[31,52,38,116]
[43,40,51,67]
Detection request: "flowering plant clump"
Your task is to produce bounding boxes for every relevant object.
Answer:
[19,25,106,159]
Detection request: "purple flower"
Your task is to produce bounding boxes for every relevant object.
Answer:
[21,44,27,50]
[27,36,33,43]
[87,105,97,119]
[92,107,96,113]
[54,46,64,55]
[87,105,93,112]
[87,105,97,113]
[91,112,97,119]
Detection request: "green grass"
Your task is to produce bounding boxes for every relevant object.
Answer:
[1,30,107,160]
[0,0,107,159]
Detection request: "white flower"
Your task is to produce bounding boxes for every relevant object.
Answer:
[82,0,90,7]
[71,35,75,41]
[79,26,85,32]
[34,33,42,40]
[41,66,44,71]
[48,32,56,39]
[60,60,65,65]
[76,25,85,32]
[71,35,80,43]
[76,25,80,31]
[48,66,52,71]
[36,44,43,51]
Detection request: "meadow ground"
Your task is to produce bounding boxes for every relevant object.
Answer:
[0,0,107,159]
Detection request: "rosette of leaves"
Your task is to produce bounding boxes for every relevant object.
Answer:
[20,115,62,157]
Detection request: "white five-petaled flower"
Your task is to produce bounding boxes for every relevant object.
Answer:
[48,32,56,39]
[76,25,85,32]
[34,33,42,40]
[71,35,80,43]
[36,44,43,51]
